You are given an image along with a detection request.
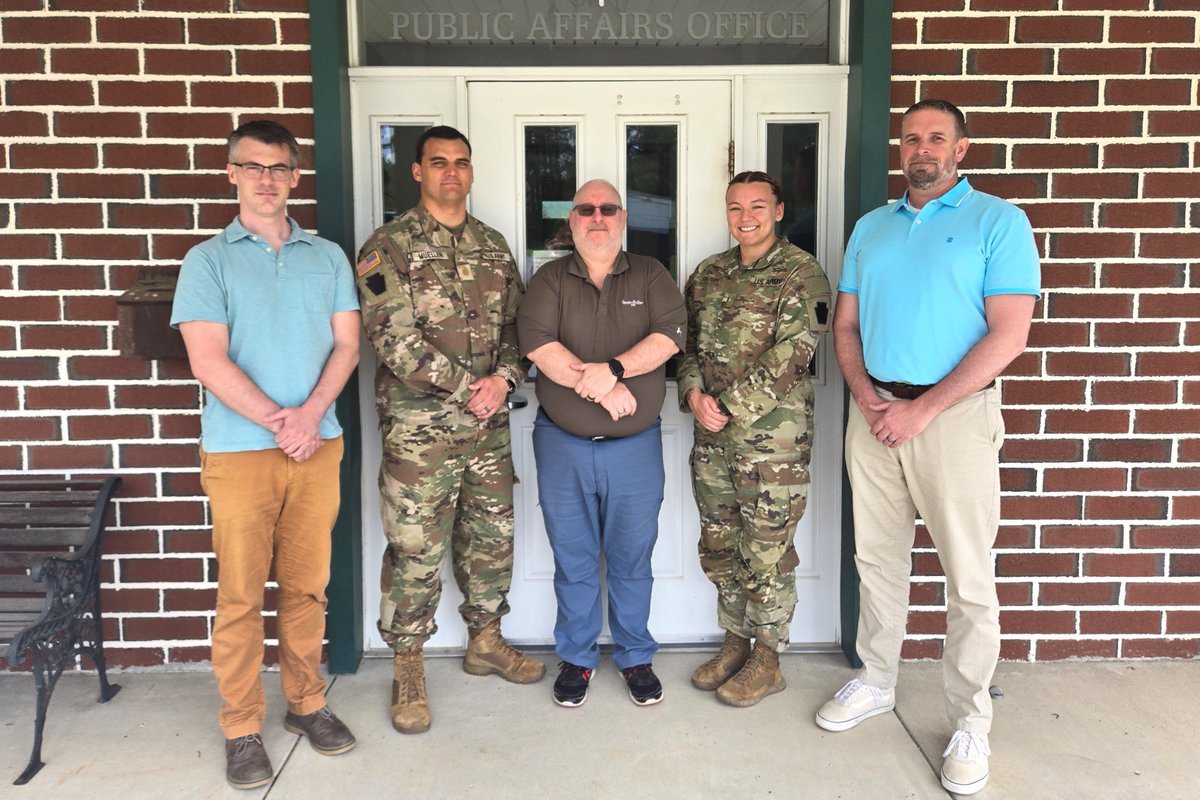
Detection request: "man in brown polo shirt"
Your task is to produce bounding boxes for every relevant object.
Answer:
[517,179,686,709]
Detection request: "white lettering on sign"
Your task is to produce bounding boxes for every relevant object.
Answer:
[389,10,808,45]
[392,11,518,42]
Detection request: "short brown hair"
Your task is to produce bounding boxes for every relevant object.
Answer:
[903,99,969,139]
[227,120,300,168]
[728,170,783,203]
[414,125,472,164]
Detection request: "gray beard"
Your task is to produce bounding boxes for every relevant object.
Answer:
[905,165,942,190]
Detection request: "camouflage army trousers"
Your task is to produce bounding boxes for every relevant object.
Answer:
[377,412,515,652]
[690,442,810,652]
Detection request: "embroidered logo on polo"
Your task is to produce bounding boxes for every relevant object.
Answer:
[621,299,644,307]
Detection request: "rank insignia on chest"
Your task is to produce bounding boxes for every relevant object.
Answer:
[356,249,382,276]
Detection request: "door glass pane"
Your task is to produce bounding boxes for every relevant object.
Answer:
[524,124,577,280]
[379,124,425,224]
[766,122,819,258]
[766,121,821,378]
[625,124,678,282]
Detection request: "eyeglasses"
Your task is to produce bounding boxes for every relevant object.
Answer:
[572,203,622,217]
[232,162,295,180]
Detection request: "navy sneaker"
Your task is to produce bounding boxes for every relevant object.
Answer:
[621,663,663,706]
[553,662,593,708]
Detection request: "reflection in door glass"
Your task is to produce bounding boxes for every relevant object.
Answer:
[625,125,679,282]
[766,122,819,258]
[767,121,821,379]
[524,125,577,280]
[380,125,425,223]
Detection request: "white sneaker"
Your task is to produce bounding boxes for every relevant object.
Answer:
[940,729,990,795]
[814,678,896,732]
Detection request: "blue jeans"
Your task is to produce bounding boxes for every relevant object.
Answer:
[532,409,664,671]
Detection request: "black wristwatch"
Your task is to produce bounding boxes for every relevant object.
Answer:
[502,376,517,393]
[608,359,625,379]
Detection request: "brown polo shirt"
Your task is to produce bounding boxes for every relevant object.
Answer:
[518,251,686,439]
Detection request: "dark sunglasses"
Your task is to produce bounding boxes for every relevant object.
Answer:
[572,203,622,217]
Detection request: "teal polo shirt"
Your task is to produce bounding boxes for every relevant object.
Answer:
[838,178,1041,385]
[170,217,359,453]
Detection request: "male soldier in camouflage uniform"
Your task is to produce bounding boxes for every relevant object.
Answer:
[678,170,831,707]
[356,126,544,735]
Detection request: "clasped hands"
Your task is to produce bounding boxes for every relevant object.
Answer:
[686,387,730,433]
[465,374,510,420]
[572,362,637,422]
[865,394,936,448]
[265,406,322,462]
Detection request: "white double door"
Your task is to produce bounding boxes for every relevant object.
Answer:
[353,73,844,652]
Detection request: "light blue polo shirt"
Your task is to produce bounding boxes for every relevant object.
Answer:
[839,178,1041,385]
[170,217,359,453]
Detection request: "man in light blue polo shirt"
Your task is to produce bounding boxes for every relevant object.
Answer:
[170,120,360,790]
[816,100,1040,796]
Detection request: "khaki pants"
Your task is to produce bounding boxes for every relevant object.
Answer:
[200,438,343,739]
[847,388,1003,734]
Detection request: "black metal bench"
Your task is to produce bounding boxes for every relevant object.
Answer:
[0,476,122,785]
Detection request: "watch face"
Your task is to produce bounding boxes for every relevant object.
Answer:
[608,359,624,378]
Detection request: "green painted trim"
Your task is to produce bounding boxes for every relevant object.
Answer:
[309,0,363,675]
[840,0,892,668]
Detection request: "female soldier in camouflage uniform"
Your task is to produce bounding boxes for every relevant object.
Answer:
[678,171,831,707]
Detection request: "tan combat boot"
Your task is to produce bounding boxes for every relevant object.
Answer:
[391,648,431,734]
[715,642,786,707]
[691,631,752,690]
[463,619,546,684]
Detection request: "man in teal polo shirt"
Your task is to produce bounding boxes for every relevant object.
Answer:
[171,120,361,790]
[815,100,1040,796]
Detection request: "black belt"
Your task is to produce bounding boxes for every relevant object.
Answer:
[869,375,993,400]
[540,409,620,442]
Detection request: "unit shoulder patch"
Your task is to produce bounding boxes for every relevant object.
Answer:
[365,272,387,296]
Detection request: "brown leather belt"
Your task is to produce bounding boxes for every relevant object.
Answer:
[869,375,994,400]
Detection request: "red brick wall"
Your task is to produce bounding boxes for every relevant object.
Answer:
[0,0,314,668]
[893,0,1200,660]
[2,1,1197,667]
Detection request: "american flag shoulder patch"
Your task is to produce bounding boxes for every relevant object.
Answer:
[357,249,382,276]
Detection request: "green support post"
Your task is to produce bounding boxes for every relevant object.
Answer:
[840,0,893,668]
[309,0,363,674]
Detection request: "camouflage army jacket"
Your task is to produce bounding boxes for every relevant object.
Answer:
[677,239,831,452]
[356,205,525,422]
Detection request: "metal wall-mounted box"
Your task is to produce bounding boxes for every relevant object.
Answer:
[116,268,188,361]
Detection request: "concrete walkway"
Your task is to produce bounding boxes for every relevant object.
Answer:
[1,652,1196,798]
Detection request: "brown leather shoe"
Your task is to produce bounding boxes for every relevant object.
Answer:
[691,631,752,691]
[391,648,431,734]
[463,619,546,684]
[225,733,272,790]
[284,706,356,755]
[716,642,786,707]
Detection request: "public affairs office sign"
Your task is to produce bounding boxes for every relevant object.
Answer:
[359,0,830,66]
